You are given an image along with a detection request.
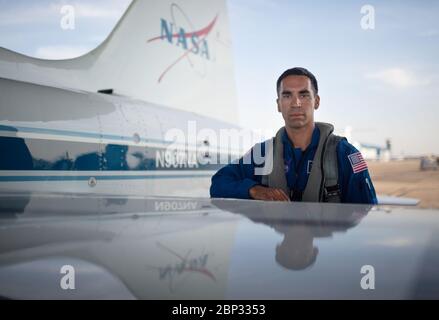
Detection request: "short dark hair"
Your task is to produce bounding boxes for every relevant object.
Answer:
[276,67,318,96]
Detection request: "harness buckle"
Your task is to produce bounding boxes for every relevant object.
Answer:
[324,184,341,202]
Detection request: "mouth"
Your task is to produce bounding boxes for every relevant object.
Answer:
[288,113,304,118]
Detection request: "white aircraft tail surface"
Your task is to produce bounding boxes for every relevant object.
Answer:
[0,0,238,124]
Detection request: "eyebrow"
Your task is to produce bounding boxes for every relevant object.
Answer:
[281,89,311,95]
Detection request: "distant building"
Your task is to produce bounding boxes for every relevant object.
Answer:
[344,126,391,161]
[354,142,391,161]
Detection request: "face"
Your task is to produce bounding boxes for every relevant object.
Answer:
[277,75,320,130]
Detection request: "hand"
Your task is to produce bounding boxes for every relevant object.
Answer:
[249,185,290,201]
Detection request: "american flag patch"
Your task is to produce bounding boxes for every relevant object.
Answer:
[348,152,368,174]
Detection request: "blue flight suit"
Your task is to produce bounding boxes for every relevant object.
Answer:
[210,127,377,204]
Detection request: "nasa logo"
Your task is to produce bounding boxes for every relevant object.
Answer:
[146,4,218,82]
[158,17,212,60]
[146,242,217,292]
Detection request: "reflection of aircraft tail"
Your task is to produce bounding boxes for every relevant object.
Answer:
[0,0,237,123]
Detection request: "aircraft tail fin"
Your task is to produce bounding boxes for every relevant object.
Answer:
[0,0,238,124]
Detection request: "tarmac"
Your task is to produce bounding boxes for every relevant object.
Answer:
[368,159,439,209]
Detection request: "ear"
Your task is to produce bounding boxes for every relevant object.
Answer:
[277,98,281,112]
[314,95,320,110]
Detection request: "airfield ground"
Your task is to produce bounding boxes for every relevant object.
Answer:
[368,159,439,209]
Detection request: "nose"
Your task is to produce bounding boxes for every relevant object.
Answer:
[290,93,301,107]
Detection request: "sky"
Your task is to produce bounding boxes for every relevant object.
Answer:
[0,0,438,156]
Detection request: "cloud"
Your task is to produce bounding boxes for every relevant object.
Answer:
[34,45,92,59]
[66,2,131,19]
[0,0,131,26]
[418,29,439,37]
[0,5,55,25]
[365,68,430,88]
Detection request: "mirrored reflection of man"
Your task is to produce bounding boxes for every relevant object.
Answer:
[275,224,318,271]
[212,200,371,270]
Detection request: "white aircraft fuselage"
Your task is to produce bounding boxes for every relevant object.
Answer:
[0,76,241,197]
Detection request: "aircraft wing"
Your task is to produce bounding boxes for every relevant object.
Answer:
[377,195,419,206]
[0,192,438,299]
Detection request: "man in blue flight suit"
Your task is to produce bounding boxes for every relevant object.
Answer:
[210,67,377,204]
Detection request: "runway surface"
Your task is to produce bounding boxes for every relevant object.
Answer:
[368,159,439,209]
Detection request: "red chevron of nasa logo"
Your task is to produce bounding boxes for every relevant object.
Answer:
[147,4,218,83]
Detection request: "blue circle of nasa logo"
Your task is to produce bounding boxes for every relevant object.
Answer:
[147,4,218,82]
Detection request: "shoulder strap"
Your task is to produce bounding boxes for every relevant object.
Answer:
[260,142,271,187]
[322,134,343,202]
[302,122,334,202]
[264,127,289,195]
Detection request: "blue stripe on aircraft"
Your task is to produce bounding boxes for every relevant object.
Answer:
[0,174,212,182]
[0,129,229,172]
[0,124,167,145]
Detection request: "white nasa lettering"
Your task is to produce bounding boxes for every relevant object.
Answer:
[155,149,199,168]
[156,150,166,168]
